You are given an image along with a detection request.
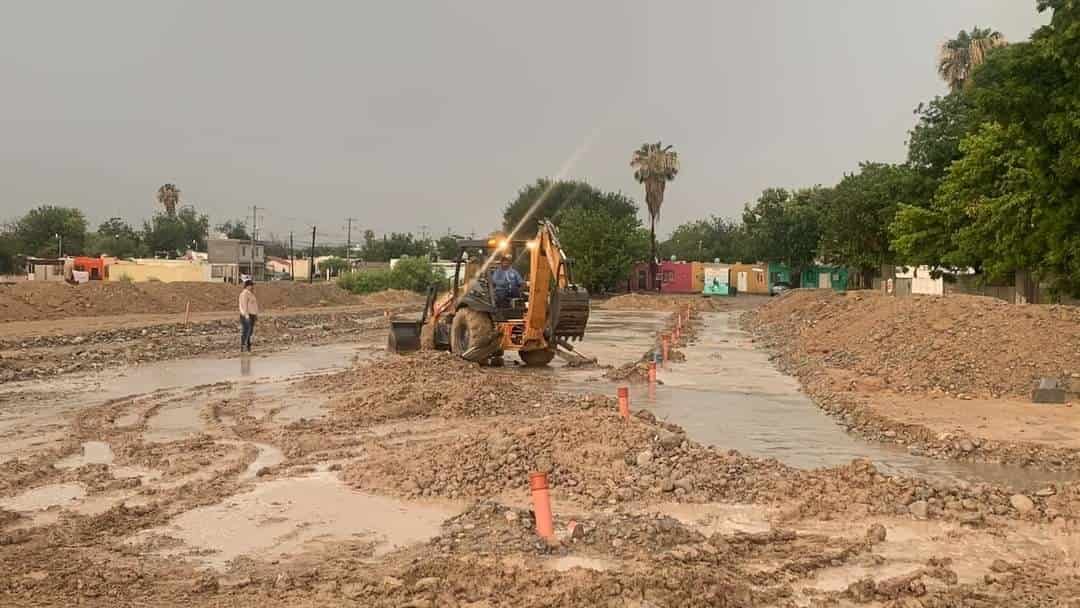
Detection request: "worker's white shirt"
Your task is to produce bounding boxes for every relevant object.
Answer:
[239,290,259,317]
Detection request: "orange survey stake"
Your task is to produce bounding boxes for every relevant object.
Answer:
[529,472,554,539]
[617,386,630,419]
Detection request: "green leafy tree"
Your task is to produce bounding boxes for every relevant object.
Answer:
[894,3,1080,294]
[320,256,351,276]
[502,179,638,236]
[14,205,88,257]
[907,93,974,181]
[0,229,18,273]
[216,220,251,240]
[742,187,825,275]
[938,27,1007,91]
[359,232,431,262]
[436,234,464,260]
[143,207,209,257]
[87,217,145,258]
[558,206,649,293]
[819,163,932,280]
[660,216,748,262]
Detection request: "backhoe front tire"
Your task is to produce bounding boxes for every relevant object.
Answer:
[519,348,556,367]
[451,308,498,363]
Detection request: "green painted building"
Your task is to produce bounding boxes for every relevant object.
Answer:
[800,265,849,292]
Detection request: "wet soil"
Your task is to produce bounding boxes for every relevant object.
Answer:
[2,303,1080,606]
[746,290,1080,471]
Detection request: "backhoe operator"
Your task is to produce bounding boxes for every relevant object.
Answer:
[492,255,523,305]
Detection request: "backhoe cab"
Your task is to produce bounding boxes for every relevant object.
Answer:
[388,221,590,366]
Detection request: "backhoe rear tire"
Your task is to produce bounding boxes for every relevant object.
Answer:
[451,308,498,363]
[519,348,556,367]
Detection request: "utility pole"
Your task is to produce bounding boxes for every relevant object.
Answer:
[289,231,295,280]
[309,226,316,283]
[345,217,356,267]
[249,204,261,281]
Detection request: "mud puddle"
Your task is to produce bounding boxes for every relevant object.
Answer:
[0,482,86,512]
[101,343,372,399]
[562,312,1080,491]
[136,470,462,568]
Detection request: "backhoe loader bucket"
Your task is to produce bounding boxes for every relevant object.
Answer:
[388,320,422,353]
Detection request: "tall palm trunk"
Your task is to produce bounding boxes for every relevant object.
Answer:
[650,217,658,291]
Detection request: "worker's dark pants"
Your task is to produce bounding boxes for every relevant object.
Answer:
[240,315,257,351]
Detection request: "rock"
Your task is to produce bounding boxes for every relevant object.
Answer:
[1032,378,1066,404]
[961,499,979,511]
[866,523,887,543]
[958,439,974,453]
[883,430,898,439]
[273,572,292,590]
[568,521,586,540]
[218,575,253,589]
[635,450,654,467]
[340,582,365,599]
[959,512,984,526]
[908,500,929,519]
[403,600,433,608]
[534,456,553,474]
[674,477,693,492]
[504,510,519,523]
[413,577,440,591]
[1035,487,1056,497]
[1009,494,1035,514]
[382,576,405,589]
[990,559,1012,573]
[656,429,684,450]
[660,478,675,493]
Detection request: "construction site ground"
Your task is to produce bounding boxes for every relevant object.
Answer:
[2,285,1080,606]
[746,290,1080,471]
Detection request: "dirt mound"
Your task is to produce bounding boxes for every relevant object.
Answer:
[599,293,728,312]
[0,282,422,322]
[602,360,657,384]
[361,289,423,305]
[306,352,606,424]
[748,290,1080,399]
[345,405,1030,521]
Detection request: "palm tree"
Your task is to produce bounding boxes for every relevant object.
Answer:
[938,27,1006,91]
[156,183,181,217]
[630,141,679,289]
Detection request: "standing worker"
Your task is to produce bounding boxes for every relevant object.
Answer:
[239,279,259,352]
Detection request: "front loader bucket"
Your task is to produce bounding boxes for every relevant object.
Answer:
[388,320,422,353]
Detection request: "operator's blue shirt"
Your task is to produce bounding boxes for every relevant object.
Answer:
[492,267,523,299]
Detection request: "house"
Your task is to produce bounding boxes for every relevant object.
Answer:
[729,262,769,295]
[25,257,67,281]
[895,265,943,296]
[801,265,849,292]
[266,256,293,277]
[106,258,211,282]
[208,239,265,283]
[702,263,732,296]
[768,262,793,289]
[626,260,699,293]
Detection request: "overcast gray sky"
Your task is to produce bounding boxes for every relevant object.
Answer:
[0,1,1049,245]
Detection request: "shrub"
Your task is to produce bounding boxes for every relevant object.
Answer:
[338,257,442,294]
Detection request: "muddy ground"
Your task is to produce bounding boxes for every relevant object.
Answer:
[746,290,1080,471]
[2,292,1080,606]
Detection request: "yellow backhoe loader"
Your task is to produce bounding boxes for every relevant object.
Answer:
[387,220,590,366]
